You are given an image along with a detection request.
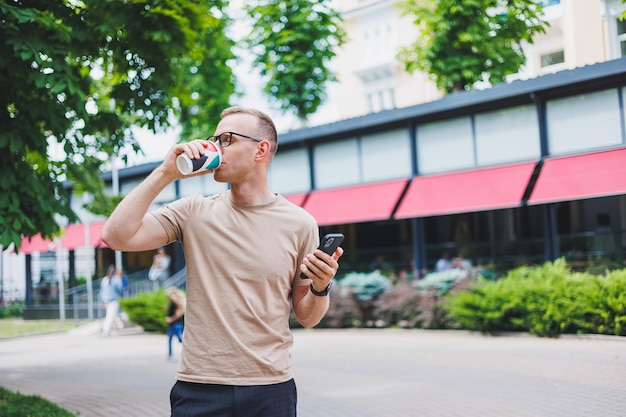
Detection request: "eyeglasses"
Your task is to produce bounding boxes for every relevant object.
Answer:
[207,131,263,148]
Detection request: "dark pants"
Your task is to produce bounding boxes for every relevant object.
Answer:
[170,379,297,417]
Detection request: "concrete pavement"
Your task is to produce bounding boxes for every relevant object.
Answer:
[0,322,624,417]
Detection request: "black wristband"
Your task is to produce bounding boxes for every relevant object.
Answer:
[310,281,333,297]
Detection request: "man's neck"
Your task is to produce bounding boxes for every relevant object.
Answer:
[229,182,275,206]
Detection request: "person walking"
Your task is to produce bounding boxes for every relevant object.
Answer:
[102,106,343,417]
[165,287,186,361]
[99,264,124,336]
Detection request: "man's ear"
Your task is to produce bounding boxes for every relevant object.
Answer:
[255,140,273,160]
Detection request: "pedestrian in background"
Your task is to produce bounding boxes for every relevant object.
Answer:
[99,264,123,336]
[148,247,171,287]
[165,287,186,361]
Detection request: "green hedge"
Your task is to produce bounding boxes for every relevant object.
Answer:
[445,259,626,337]
[119,290,168,333]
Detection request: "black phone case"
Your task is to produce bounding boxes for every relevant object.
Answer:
[300,233,344,279]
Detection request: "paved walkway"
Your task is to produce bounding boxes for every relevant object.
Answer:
[0,323,624,417]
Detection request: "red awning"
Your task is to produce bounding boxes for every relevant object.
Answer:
[394,162,537,218]
[528,147,626,205]
[61,223,85,250]
[90,221,108,248]
[283,193,308,207]
[303,179,408,226]
[19,234,54,254]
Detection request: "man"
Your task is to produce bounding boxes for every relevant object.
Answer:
[102,107,343,417]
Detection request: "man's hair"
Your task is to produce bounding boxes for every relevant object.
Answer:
[220,107,278,154]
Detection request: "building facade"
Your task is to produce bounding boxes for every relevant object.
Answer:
[3,0,626,303]
[5,56,626,303]
[329,0,626,119]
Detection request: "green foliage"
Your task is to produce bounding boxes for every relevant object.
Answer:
[2,1,342,249]
[0,386,76,417]
[398,0,549,92]
[119,290,168,333]
[1,0,233,250]
[245,0,345,122]
[0,300,24,319]
[445,259,626,337]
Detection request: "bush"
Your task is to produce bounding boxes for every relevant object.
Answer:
[0,300,24,318]
[338,271,392,327]
[444,259,626,337]
[374,282,423,328]
[0,386,76,416]
[313,285,361,328]
[119,290,168,333]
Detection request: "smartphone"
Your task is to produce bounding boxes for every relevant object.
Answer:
[300,233,345,279]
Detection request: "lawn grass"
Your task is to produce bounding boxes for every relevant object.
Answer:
[0,386,76,416]
[0,318,85,339]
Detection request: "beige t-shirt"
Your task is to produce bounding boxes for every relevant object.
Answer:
[150,191,319,385]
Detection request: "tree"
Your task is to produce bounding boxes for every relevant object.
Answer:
[1,0,341,250]
[245,0,344,123]
[397,0,549,93]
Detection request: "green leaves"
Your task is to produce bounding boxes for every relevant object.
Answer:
[445,259,626,337]
[1,0,233,249]
[245,0,344,122]
[398,0,549,92]
[2,0,342,250]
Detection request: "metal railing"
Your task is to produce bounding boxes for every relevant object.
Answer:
[26,267,188,321]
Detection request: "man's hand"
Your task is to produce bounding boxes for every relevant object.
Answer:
[300,246,344,292]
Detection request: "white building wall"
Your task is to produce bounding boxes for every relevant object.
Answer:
[332,0,617,119]
[1,248,26,301]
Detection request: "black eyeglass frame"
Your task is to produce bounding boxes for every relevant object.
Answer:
[207,131,263,148]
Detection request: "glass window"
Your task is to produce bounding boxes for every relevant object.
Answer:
[155,183,177,206]
[618,18,626,57]
[540,50,565,67]
[119,178,143,196]
[314,138,360,189]
[269,148,311,194]
[178,175,228,198]
[547,89,622,155]
[119,179,177,206]
[417,117,475,174]
[475,105,541,166]
[617,17,626,36]
[361,129,412,182]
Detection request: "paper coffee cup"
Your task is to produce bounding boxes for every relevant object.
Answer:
[176,142,222,175]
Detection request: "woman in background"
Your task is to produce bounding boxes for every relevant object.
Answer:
[100,264,124,336]
[165,287,186,360]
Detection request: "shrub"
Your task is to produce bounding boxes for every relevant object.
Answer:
[315,285,361,328]
[593,269,626,336]
[338,271,392,327]
[444,259,626,337]
[0,300,24,318]
[374,282,423,328]
[119,290,169,333]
